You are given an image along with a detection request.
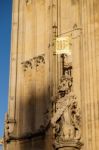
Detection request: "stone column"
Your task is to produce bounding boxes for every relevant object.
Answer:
[81,0,98,150]
[50,1,83,150]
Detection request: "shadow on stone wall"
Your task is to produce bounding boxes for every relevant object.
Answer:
[16,88,53,150]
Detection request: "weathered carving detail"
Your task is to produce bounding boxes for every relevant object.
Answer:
[33,54,45,67]
[26,0,32,5]
[21,54,45,71]
[51,74,81,144]
[21,60,33,71]
[4,113,16,142]
[4,114,47,142]
[61,54,72,76]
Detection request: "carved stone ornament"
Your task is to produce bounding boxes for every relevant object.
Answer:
[26,0,32,5]
[21,60,33,71]
[50,74,82,148]
[21,54,45,71]
[33,54,45,67]
[4,113,16,142]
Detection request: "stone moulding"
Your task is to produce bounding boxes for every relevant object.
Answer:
[54,140,83,150]
[4,114,49,143]
[5,124,49,142]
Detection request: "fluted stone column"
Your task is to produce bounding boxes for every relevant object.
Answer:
[81,0,99,150]
[4,0,99,150]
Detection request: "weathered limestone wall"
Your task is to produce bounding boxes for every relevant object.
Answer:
[81,0,99,150]
[5,0,52,150]
[4,0,99,150]
[94,1,99,149]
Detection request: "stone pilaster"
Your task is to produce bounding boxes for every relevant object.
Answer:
[81,0,98,150]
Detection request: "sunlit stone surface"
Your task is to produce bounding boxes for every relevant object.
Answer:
[3,0,99,150]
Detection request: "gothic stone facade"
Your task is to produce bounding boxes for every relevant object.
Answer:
[4,0,99,150]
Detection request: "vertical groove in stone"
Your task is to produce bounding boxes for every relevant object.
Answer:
[86,0,93,149]
[81,0,89,149]
[33,0,37,131]
[91,1,99,149]
[21,1,25,133]
[8,0,19,121]
[88,0,96,149]
[52,0,58,95]
[94,0,99,149]
[17,0,25,135]
[81,0,98,149]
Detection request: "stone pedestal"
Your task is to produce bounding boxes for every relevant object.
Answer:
[54,140,83,150]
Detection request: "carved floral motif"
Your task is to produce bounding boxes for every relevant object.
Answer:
[21,54,45,71]
[21,60,33,71]
[33,54,45,67]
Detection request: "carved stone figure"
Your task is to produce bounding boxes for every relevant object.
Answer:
[51,74,81,143]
